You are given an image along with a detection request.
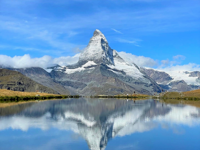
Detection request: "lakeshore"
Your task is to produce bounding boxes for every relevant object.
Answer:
[154,89,200,101]
[0,89,79,103]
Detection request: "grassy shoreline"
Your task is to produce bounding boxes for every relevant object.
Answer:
[0,95,78,102]
[156,97,200,101]
[153,90,200,101]
[0,89,79,103]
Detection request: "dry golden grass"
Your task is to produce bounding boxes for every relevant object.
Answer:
[0,89,59,97]
[161,89,200,99]
[162,92,181,98]
[183,89,200,97]
[134,94,149,97]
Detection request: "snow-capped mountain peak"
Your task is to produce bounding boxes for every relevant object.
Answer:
[50,29,162,95]
[79,29,114,65]
[76,30,147,80]
[92,29,108,43]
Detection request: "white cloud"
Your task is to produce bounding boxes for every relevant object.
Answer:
[117,38,141,47]
[118,51,158,67]
[51,54,80,67]
[1,0,199,55]
[0,51,158,69]
[0,54,79,69]
[173,55,186,60]
[160,55,190,69]
[158,54,200,72]
[161,59,170,66]
[158,63,200,72]
[0,52,200,74]
[118,52,200,73]
[72,47,84,54]
[111,28,123,34]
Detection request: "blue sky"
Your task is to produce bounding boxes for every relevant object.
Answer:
[0,0,200,70]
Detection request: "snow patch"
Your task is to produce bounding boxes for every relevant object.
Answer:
[65,61,96,74]
[164,70,199,85]
[82,61,97,68]
[108,55,149,83]
[152,68,200,85]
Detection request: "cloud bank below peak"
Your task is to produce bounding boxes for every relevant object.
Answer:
[118,51,158,67]
[0,54,80,69]
[0,51,158,69]
[0,52,199,73]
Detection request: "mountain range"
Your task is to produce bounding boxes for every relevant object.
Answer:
[141,68,200,92]
[0,29,199,95]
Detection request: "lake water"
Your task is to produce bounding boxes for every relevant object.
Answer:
[0,98,200,150]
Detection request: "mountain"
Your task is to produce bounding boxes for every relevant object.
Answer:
[9,67,71,95]
[187,71,200,79]
[0,68,58,94]
[142,68,200,92]
[140,68,173,85]
[50,29,162,95]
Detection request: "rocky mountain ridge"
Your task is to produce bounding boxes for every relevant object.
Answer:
[142,68,200,92]
[0,69,58,94]
[9,67,71,95]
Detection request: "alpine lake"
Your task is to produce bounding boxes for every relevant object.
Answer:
[0,98,200,150]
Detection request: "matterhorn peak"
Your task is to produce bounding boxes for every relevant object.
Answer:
[92,29,108,43]
[79,29,114,65]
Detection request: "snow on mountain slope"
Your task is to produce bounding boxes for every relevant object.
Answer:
[79,29,114,65]
[144,67,200,88]
[64,61,97,74]
[66,30,148,81]
[165,70,200,85]
[108,50,149,82]
[152,68,200,86]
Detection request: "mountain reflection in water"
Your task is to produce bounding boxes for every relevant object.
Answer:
[0,98,200,150]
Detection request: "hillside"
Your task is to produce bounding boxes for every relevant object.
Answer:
[160,89,200,100]
[0,69,58,94]
[184,89,200,97]
[11,67,71,95]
